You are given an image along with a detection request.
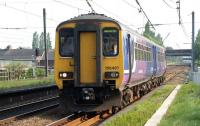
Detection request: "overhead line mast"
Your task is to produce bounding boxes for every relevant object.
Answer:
[176,0,181,25]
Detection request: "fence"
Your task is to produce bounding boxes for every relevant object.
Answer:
[0,67,52,81]
[0,70,9,81]
[191,67,200,84]
[0,70,26,81]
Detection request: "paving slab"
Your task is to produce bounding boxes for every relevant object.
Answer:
[144,84,182,126]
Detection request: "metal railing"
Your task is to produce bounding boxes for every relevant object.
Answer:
[0,70,26,81]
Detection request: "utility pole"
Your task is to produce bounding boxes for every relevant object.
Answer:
[43,8,48,77]
[192,11,195,72]
[176,0,181,25]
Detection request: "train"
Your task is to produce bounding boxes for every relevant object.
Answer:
[54,13,166,113]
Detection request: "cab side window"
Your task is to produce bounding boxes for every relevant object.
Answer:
[103,28,118,56]
[59,28,74,57]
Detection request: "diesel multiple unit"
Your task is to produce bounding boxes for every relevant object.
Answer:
[54,13,166,112]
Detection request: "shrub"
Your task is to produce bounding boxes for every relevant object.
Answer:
[26,68,33,78]
[35,68,45,77]
[5,62,27,80]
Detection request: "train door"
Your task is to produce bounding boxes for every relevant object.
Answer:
[80,32,96,84]
[152,45,157,75]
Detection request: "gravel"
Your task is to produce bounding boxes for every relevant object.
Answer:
[1,66,189,126]
[1,107,70,126]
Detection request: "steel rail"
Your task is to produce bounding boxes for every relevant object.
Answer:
[47,66,189,126]
[0,97,59,125]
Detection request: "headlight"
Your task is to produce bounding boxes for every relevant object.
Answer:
[63,73,67,78]
[59,72,73,79]
[105,72,119,78]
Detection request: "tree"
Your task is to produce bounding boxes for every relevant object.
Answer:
[143,22,164,46]
[143,22,151,39]
[32,32,39,49]
[194,29,200,64]
[5,45,12,50]
[166,46,173,50]
[32,32,52,51]
[47,33,52,49]
[39,32,44,51]
[156,34,163,45]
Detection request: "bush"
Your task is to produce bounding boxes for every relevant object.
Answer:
[5,62,27,80]
[26,68,33,78]
[24,68,45,78]
[35,68,45,77]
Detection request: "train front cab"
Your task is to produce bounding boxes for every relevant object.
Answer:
[54,20,124,112]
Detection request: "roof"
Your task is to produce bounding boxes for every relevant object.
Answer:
[56,13,164,50]
[56,13,121,31]
[0,49,35,61]
[41,50,54,60]
[67,13,118,21]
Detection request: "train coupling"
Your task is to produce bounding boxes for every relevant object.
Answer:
[82,88,95,100]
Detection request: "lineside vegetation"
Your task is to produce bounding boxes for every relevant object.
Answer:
[159,83,200,126]
[0,75,54,91]
[104,84,176,126]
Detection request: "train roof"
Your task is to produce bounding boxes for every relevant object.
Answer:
[56,13,121,31]
[120,24,165,50]
[56,13,165,50]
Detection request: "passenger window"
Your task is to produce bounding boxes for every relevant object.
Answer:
[59,28,74,57]
[103,28,118,56]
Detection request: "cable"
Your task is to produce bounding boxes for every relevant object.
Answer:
[135,0,156,30]
[53,0,90,12]
[0,41,25,44]
[180,18,190,40]
[175,2,190,41]
[85,0,95,13]
[168,0,176,3]
[0,3,59,23]
[0,0,54,4]
[91,0,131,25]
[0,27,27,30]
[0,26,56,29]
[121,0,138,9]
[162,0,176,9]
[134,21,200,28]
[0,35,30,41]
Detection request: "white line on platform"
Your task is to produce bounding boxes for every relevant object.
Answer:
[144,84,182,126]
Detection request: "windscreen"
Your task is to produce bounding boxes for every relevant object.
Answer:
[103,28,118,56]
[59,28,74,57]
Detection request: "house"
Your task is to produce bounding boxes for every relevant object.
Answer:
[0,48,54,69]
[37,49,54,69]
[0,48,35,68]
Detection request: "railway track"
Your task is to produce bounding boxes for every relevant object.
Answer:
[0,65,188,126]
[164,65,189,83]
[46,65,189,126]
[0,85,59,124]
[47,111,111,126]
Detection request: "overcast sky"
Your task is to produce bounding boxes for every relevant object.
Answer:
[0,0,199,49]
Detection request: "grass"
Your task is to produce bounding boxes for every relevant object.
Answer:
[104,84,176,126]
[159,83,200,126]
[0,75,55,91]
